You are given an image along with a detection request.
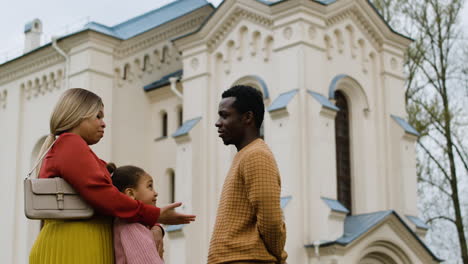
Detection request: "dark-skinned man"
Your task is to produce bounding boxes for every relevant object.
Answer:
[208,85,287,264]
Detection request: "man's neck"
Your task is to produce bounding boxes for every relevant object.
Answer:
[235,134,260,151]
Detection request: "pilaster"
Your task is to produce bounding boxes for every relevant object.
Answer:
[68,34,116,161]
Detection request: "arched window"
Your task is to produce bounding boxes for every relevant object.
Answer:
[232,75,270,140]
[161,111,168,137]
[168,169,175,203]
[335,90,352,214]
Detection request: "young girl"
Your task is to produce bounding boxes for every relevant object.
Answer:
[108,163,165,264]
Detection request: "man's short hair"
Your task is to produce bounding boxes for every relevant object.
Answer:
[222,85,264,129]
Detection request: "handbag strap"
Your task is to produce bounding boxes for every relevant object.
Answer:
[27,138,57,179]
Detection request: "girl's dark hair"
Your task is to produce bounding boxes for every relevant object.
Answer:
[107,162,146,192]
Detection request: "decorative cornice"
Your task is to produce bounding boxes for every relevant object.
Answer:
[114,44,183,87]
[115,13,209,59]
[0,53,64,86]
[21,68,64,100]
[207,7,273,52]
[69,68,114,79]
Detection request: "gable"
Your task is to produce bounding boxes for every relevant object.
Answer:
[174,0,274,52]
[323,0,411,50]
[309,211,441,263]
[356,213,440,263]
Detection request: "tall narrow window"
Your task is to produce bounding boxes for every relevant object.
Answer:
[178,107,183,127]
[162,112,168,137]
[161,46,169,63]
[143,55,150,71]
[123,64,130,80]
[335,91,352,214]
[169,170,175,203]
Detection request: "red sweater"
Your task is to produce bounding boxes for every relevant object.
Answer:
[39,133,160,226]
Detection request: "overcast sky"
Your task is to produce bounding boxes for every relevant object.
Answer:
[0,0,467,64]
[0,0,223,63]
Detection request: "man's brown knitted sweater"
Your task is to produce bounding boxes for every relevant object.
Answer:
[208,139,287,264]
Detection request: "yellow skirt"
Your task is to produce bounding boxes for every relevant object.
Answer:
[29,216,114,264]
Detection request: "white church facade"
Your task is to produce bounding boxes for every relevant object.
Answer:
[0,0,441,263]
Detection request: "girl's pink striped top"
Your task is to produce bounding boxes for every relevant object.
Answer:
[113,218,164,264]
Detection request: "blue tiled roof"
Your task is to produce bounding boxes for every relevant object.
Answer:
[144,70,183,91]
[81,0,212,40]
[406,215,429,230]
[84,22,117,37]
[314,0,337,4]
[308,91,340,111]
[336,210,393,244]
[172,117,202,138]
[321,197,349,214]
[281,196,292,209]
[166,224,185,232]
[255,0,286,5]
[305,210,441,262]
[391,115,420,136]
[267,90,298,112]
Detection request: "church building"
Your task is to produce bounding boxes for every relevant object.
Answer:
[0,0,441,263]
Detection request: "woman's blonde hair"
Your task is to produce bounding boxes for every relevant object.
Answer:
[34,88,103,175]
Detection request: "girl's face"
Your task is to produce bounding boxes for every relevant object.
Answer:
[70,107,106,145]
[130,173,158,206]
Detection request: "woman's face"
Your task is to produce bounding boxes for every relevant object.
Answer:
[71,107,106,145]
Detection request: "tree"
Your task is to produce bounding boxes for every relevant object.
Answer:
[371,0,468,262]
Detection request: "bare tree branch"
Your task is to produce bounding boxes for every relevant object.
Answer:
[418,176,452,197]
[418,141,452,182]
[427,215,456,225]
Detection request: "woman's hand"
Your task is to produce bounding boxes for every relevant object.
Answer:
[158,202,196,225]
[151,225,165,259]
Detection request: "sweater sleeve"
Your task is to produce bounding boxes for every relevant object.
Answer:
[52,133,160,226]
[241,149,287,263]
[119,223,164,264]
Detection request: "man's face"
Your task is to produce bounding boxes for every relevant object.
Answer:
[215,97,245,146]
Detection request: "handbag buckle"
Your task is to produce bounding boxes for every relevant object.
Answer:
[57,192,64,210]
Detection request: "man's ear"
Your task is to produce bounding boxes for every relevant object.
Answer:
[243,111,254,126]
[124,188,136,199]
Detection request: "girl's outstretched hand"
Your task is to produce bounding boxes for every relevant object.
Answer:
[158,202,196,225]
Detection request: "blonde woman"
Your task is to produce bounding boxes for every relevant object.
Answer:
[29,88,195,264]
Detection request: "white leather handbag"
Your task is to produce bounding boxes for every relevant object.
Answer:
[24,140,94,220]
